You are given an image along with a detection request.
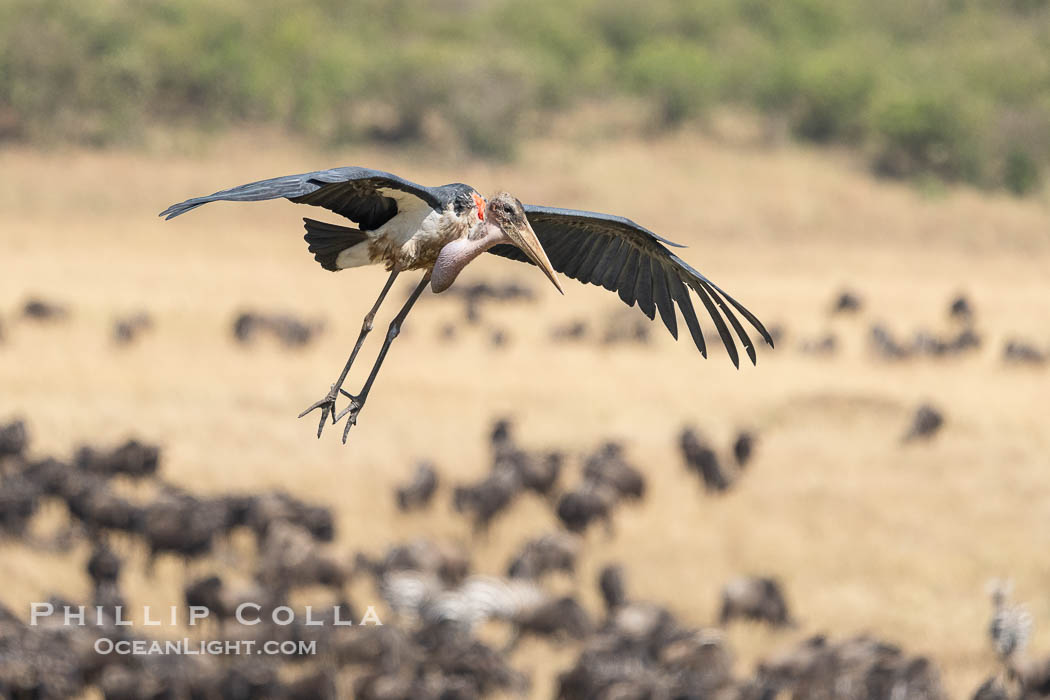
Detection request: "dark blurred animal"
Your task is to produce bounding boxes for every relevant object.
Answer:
[359,539,471,591]
[902,403,944,442]
[598,565,627,613]
[747,634,946,700]
[447,280,535,324]
[74,439,160,479]
[232,311,324,348]
[489,327,508,347]
[798,333,837,356]
[556,482,616,534]
[112,311,153,345]
[831,290,863,314]
[732,430,756,468]
[510,595,592,649]
[680,428,732,492]
[453,465,521,532]
[489,420,563,497]
[256,522,350,595]
[243,490,335,543]
[0,419,28,460]
[61,472,144,536]
[949,294,974,322]
[1003,340,1047,365]
[86,541,122,590]
[140,487,227,566]
[184,574,278,630]
[0,472,40,537]
[551,319,588,342]
[507,532,581,579]
[582,442,645,500]
[600,308,651,345]
[21,297,68,321]
[559,565,733,699]
[395,462,439,512]
[871,323,912,359]
[719,576,792,627]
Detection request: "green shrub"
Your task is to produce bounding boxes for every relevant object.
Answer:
[625,40,719,126]
[791,49,876,143]
[872,88,981,182]
[1,0,1049,193]
[1003,149,1042,195]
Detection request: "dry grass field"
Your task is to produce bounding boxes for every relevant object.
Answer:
[1,130,1049,697]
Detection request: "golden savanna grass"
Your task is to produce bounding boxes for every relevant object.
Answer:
[1,131,1049,697]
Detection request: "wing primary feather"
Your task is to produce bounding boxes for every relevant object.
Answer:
[615,246,640,307]
[595,238,625,289]
[700,280,757,365]
[559,231,602,279]
[634,254,656,320]
[668,273,707,357]
[705,279,774,348]
[575,235,610,282]
[651,260,678,340]
[688,278,740,369]
[669,253,773,348]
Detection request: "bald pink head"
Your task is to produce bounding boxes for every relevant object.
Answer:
[431,192,563,295]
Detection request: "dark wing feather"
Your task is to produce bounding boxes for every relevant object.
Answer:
[488,205,773,366]
[159,167,444,231]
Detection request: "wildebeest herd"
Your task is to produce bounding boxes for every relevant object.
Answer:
[2,411,1044,699]
[1,281,1047,698]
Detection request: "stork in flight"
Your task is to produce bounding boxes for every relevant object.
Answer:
[161,167,772,443]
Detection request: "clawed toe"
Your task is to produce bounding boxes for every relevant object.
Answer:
[298,387,340,439]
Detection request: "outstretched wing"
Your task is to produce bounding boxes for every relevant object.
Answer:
[159,167,444,231]
[488,205,773,367]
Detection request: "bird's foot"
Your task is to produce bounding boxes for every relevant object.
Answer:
[297,384,343,439]
[335,389,364,444]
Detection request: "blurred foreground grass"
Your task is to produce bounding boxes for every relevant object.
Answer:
[2,0,1049,193]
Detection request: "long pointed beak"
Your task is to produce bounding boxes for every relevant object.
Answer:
[510,221,564,295]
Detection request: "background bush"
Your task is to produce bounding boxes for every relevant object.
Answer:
[1,0,1048,193]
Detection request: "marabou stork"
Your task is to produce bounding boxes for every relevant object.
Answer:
[161,167,772,442]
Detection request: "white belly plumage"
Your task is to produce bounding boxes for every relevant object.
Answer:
[335,198,460,270]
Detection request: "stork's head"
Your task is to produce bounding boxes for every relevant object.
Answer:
[431,190,564,294]
[485,192,563,295]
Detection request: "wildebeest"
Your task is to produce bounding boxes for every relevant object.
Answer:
[679,428,732,492]
[232,311,324,348]
[112,311,154,345]
[395,462,439,512]
[732,430,756,468]
[21,297,68,321]
[719,576,792,627]
[582,442,645,501]
[902,403,945,442]
[357,539,471,588]
[453,464,522,532]
[507,532,581,579]
[1003,339,1047,365]
[747,634,946,700]
[831,290,863,314]
[0,419,28,460]
[555,481,616,534]
[74,439,160,479]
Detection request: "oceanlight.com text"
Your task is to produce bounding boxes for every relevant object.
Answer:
[93,638,317,656]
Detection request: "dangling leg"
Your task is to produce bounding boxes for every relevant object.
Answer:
[298,269,400,438]
[335,271,431,443]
